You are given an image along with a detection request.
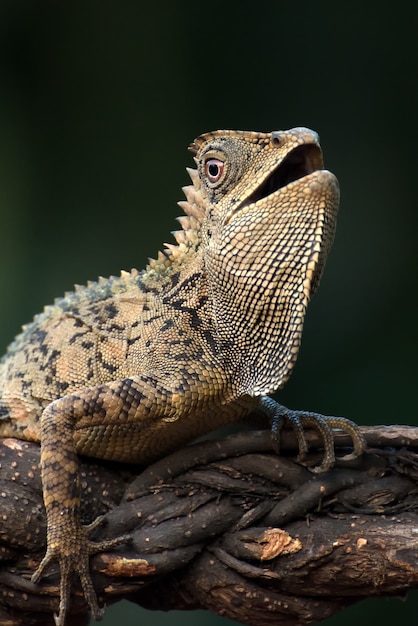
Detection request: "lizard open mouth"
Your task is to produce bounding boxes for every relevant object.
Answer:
[245,143,324,205]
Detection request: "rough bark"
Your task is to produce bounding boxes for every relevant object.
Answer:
[0,425,418,625]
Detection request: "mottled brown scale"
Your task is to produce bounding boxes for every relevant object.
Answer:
[0,128,365,625]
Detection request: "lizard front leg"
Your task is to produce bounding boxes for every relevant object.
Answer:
[32,375,180,626]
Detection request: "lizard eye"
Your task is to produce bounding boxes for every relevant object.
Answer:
[205,158,224,184]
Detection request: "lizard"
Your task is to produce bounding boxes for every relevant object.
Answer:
[0,127,366,625]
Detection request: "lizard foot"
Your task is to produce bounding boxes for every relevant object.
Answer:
[31,514,131,626]
[260,397,366,472]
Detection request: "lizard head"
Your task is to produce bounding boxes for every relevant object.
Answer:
[147,128,339,396]
[187,128,339,395]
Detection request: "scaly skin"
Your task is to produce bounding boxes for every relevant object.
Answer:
[0,127,365,624]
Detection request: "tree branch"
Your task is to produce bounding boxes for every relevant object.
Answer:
[1,425,418,625]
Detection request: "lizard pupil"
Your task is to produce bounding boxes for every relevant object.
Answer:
[205,158,224,183]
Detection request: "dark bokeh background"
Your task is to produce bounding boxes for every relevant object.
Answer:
[0,2,417,625]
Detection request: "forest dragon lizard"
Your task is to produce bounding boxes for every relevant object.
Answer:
[0,127,366,624]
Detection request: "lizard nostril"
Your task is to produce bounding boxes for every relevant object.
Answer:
[271,134,281,147]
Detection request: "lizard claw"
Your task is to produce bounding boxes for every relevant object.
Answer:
[260,397,366,472]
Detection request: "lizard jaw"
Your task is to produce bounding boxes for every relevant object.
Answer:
[243,143,325,207]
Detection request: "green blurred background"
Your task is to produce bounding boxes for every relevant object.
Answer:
[0,1,417,624]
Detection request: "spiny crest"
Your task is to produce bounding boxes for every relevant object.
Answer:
[62,269,140,299]
[146,165,207,272]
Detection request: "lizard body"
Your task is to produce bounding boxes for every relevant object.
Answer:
[0,127,365,624]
